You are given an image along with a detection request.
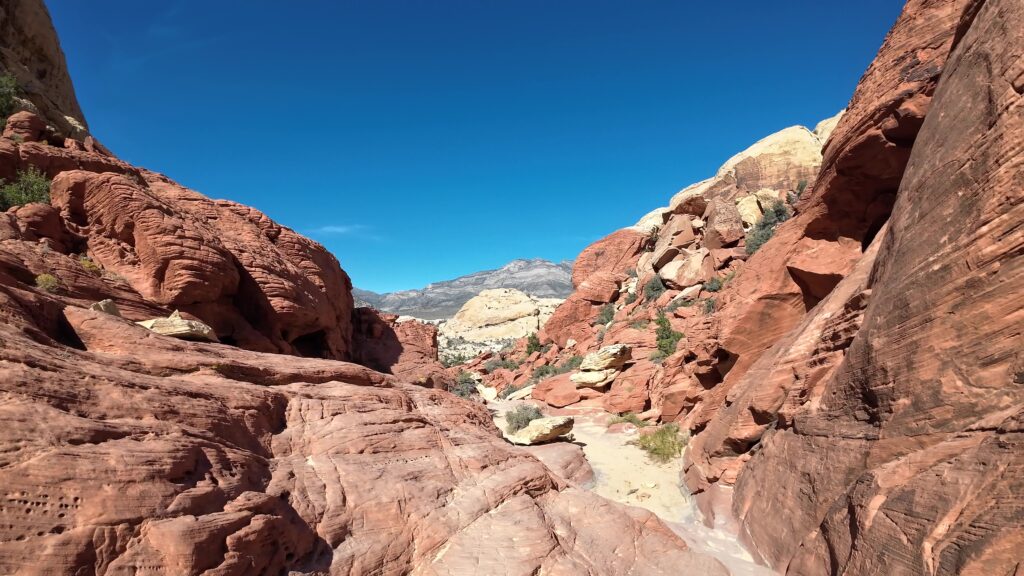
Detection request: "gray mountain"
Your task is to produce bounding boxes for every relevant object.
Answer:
[354,258,574,319]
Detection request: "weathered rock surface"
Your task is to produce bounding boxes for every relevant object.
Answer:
[137,310,219,342]
[350,307,452,388]
[724,3,1024,572]
[0,309,726,574]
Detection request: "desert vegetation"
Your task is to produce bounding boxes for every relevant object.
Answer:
[505,404,542,434]
[0,167,51,211]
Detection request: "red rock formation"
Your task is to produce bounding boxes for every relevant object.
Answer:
[726,2,1024,572]
[570,228,647,287]
[0,307,727,574]
[350,307,453,388]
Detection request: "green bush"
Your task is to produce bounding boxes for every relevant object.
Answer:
[559,355,583,371]
[631,423,688,463]
[34,273,58,293]
[655,310,683,358]
[649,350,666,364]
[79,256,101,276]
[643,276,666,303]
[624,292,637,305]
[485,357,520,372]
[451,371,477,399]
[629,319,649,329]
[665,298,693,312]
[525,332,542,355]
[645,226,659,251]
[745,200,792,255]
[529,355,583,383]
[0,167,51,211]
[505,404,543,434]
[609,413,650,428]
[532,364,558,380]
[626,267,637,278]
[703,276,723,292]
[442,353,468,368]
[0,74,17,121]
[702,298,717,315]
[594,303,614,326]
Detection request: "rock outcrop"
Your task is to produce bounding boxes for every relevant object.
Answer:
[350,307,453,388]
[481,1,1024,574]
[0,0,87,138]
[438,287,561,360]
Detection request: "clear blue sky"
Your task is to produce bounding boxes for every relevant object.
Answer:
[47,1,902,292]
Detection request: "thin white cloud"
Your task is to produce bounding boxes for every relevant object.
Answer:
[312,225,367,235]
[307,224,382,241]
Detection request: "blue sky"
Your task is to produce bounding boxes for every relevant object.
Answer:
[47,1,902,292]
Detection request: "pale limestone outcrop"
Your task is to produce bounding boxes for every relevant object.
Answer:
[439,288,561,359]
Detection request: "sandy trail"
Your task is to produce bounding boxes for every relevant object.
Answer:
[491,399,774,576]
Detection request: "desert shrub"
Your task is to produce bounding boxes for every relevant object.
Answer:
[655,310,683,357]
[540,343,552,354]
[631,423,688,463]
[702,298,717,315]
[451,371,477,399]
[745,200,792,255]
[0,167,51,211]
[648,350,666,364]
[703,276,723,292]
[532,364,559,380]
[624,292,637,305]
[629,319,649,329]
[526,332,542,355]
[643,276,666,303]
[505,404,543,434]
[498,382,527,399]
[609,413,650,428]
[594,303,614,326]
[796,179,808,196]
[441,353,468,368]
[626,267,637,278]
[0,74,17,120]
[79,256,101,275]
[559,355,583,371]
[485,357,520,372]
[645,226,659,251]
[665,298,693,312]
[596,328,605,344]
[34,273,58,293]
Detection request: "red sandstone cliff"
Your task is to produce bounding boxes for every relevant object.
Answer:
[482,0,1023,573]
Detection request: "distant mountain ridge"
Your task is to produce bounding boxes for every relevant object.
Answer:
[355,258,573,319]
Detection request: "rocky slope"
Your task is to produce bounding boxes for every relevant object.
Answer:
[475,0,1023,573]
[0,3,729,574]
[356,257,572,319]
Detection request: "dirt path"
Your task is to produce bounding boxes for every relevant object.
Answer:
[491,399,774,576]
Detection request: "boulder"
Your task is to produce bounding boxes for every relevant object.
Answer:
[702,197,745,249]
[571,229,646,287]
[579,344,632,371]
[3,111,46,142]
[575,270,622,303]
[89,299,121,316]
[570,369,616,388]
[507,416,575,445]
[136,311,219,342]
[659,248,714,289]
[734,194,763,230]
[532,373,581,407]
